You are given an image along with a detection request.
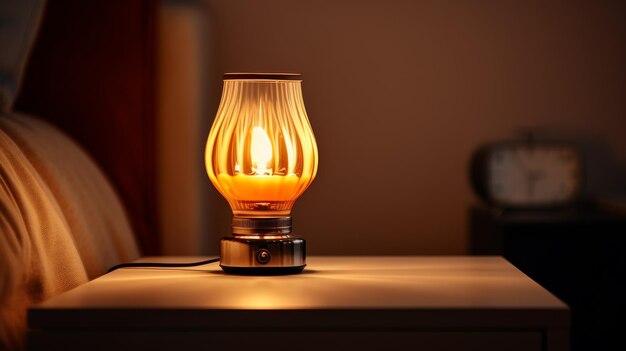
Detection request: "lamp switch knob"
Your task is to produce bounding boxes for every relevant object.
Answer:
[256,249,271,264]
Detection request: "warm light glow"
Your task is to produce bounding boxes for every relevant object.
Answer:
[205,75,318,217]
[251,126,273,175]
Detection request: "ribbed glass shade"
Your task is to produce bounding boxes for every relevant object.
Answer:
[205,74,318,217]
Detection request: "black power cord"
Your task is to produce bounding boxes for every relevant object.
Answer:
[107,258,220,273]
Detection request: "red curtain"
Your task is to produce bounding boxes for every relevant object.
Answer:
[15,0,160,254]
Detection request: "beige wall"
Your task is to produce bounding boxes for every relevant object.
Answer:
[158,1,213,255]
[165,0,626,255]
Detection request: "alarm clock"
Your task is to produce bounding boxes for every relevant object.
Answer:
[470,140,584,208]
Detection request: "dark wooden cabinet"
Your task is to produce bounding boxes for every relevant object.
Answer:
[470,204,626,351]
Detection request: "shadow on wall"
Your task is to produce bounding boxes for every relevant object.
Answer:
[581,140,626,196]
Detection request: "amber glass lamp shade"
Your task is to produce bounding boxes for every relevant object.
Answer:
[205,73,318,218]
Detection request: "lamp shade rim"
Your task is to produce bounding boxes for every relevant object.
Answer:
[223,72,302,81]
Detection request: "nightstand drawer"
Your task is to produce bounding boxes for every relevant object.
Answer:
[30,331,543,351]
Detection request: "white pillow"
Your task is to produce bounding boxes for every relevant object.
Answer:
[0,3,139,348]
[0,113,140,350]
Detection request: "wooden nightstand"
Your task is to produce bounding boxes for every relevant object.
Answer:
[470,204,626,350]
[28,256,569,351]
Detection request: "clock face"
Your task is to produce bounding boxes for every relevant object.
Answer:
[487,145,582,207]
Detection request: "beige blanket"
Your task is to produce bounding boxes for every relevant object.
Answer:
[0,114,139,350]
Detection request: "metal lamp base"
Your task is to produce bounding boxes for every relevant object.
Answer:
[220,235,306,275]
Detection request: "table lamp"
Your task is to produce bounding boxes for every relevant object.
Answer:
[205,73,318,274]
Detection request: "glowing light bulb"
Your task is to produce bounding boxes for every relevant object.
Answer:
[251,126,273,175]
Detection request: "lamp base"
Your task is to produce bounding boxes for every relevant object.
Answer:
[221,265,305,275]
[220,235,306,275]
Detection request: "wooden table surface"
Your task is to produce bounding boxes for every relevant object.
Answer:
[28,256,570,350]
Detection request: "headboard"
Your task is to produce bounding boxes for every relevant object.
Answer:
[14,0,159,254]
